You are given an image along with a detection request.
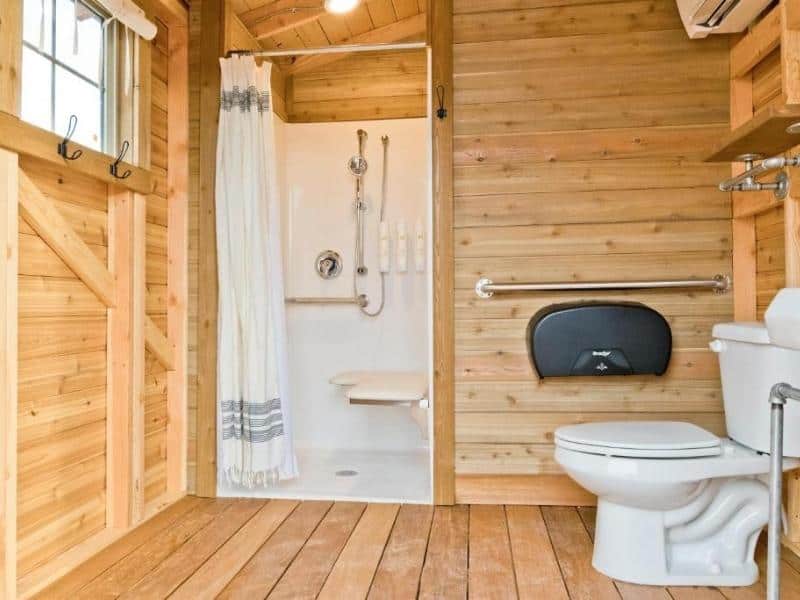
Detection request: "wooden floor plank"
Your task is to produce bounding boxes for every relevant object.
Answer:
[419,506,469,600]
[368,504,434,600]
[217,501,332,599]
[318,503,401,600]
[171,499,298,599]
[542,506,621,600]
[119,498,265,599]
[32,496,201,599]
[717,539,800,600]
[267,502,367,600]
[75,499,228,598]
[468,505,517,600]
[505,505,568,600]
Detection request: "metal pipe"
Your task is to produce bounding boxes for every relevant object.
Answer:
[767,383,800,600]
[719,156,799,193]
[227,41,427,58]
[474,274,730,298]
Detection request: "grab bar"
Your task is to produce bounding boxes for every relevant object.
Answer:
[285,295,367,306]
[474,275,730,298]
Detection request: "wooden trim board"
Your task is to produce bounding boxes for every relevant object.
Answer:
[455,475,595,506]
[431,0,455,505]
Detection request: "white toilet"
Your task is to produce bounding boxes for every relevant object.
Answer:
[554,289,800,586]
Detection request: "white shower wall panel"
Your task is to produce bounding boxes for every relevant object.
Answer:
[277,118,430,452]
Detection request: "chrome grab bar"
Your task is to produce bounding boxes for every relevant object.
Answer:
[474,275,730,298]
[767,383,800,600]
[285,295,367,306]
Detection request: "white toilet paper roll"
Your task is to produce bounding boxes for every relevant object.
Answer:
[396,220,408,273]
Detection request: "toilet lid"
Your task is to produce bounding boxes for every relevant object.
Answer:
[555,422,721,458]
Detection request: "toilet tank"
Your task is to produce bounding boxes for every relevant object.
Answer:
[711,321,800,456]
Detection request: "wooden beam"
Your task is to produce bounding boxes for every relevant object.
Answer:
[151,0,189,28]
[166,18,189,496]
[107,189,147,529]
[17,170,117,307]
[0,0,22,117]
[0,3,20,597]
[239,0,324,40]
[431,0,454,505]
[782,0,800,107]
[0,150,18,600]
[730,4,781,79]
[145,315,176,371]
[284,13,427,75]
[787,0,800,31]
[196,0,227,498]
[0,112,152,194]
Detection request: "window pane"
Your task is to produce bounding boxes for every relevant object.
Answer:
[21,46,52,131]
[55,0,104,84]
[23,0,53,54]
[55,67,102,150]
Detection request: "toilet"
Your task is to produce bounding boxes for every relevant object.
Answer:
[554,289,800,586]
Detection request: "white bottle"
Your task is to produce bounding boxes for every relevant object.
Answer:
[396,220,408,273]
[415,219,425,272]
[379,221,390,273]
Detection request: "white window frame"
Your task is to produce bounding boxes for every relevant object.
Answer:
[21,0,118,153]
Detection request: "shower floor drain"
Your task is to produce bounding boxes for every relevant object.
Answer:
[335,469,358,477]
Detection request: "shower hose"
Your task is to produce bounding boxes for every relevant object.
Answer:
[354,135,389,317]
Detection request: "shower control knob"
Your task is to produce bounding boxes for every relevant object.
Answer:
[316,250,343,280]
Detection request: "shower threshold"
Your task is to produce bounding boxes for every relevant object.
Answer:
[218,447,431,504]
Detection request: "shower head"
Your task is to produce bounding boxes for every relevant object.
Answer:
[348,129,368,176]
[348,154,368,176]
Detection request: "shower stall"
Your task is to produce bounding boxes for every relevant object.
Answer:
[218,102,433,503]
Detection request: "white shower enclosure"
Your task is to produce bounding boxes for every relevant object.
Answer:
[219,116,433,504]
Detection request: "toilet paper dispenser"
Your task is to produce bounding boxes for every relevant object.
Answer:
[527,302,672,377]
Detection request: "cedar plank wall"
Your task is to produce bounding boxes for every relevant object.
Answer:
[287,49,427,122]
[452,0,733,500]
[17,159,108,575]
[146,16,171,506]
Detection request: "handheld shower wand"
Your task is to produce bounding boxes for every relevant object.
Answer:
[349,129,369,275]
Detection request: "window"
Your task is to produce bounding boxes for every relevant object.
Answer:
[21,0,116,153]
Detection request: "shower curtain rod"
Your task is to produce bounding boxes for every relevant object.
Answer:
[227,41,427,58]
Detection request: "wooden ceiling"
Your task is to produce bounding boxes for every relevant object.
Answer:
[228,0,427,55]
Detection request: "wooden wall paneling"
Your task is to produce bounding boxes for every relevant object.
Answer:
[782,0,800,108]
[196,0,227,497]
[450,0,731,502]
[167,17,189,496]
[431,0,455,505]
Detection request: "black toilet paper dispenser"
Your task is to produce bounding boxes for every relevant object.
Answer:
[527,302,672,377]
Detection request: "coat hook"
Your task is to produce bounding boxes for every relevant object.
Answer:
[110,140,132,179]
[435,84,447,120]
[57,114,83,160]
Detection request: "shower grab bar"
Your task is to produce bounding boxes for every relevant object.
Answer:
[285,295,367,306]
[474,275,730,298]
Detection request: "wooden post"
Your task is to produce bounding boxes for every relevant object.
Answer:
[430,0,455,505]
[167,19,189,495]
[0,1,21,597]
[196,0,227,497]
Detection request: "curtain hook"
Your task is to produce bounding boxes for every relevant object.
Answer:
[110,140,132,179]
[435,84,447,120]
[58,114,83,160]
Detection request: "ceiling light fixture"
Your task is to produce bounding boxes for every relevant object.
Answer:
[323,0,360,14]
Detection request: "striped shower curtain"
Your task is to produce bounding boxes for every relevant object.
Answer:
[216,55,297,487]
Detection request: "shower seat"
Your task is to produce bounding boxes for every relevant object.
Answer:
[330,371,429,438]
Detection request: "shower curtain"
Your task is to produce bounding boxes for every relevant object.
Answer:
[216,55,297,486]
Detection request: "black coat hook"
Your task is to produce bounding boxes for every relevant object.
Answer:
[435,85,447,120]
[110,140,132,179]
[58,114,83,160]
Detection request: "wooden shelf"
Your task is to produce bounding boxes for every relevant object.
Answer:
[705,101,800,162]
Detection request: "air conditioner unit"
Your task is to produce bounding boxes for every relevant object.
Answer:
[677,0,772,38]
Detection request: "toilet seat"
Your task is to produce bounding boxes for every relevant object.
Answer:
[555,421,721,459]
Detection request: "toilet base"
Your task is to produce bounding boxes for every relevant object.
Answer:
[593,478,767,587]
